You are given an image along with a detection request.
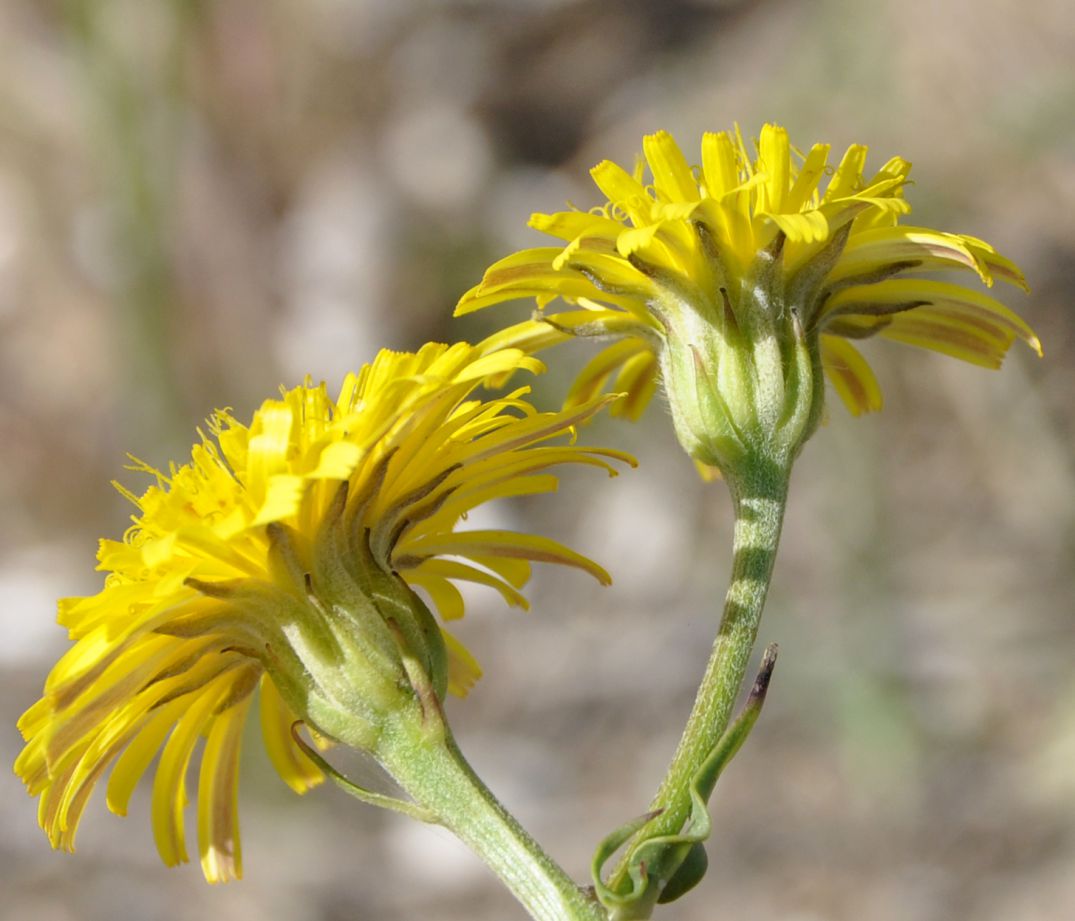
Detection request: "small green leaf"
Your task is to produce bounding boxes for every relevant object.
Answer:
[657,842,708,904]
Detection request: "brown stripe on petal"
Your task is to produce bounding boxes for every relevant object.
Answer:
[926,303,1030,342]
[44,642,186,766]
[482,262,559,286]
[377,464,461,556]
[42,696,157,849]
[578,235,619,254]
[150,658,248,711]
[50,714,150,851]
[345,446,396,525]
[265,521,313,592]
[827,362,869,414]
[211,666,261,717]
[467,399,616,464]
[55,756,111,851]
[822,317,892,340]
[821,260,923,297]
[49,640,138,711]
[141,637,231,688]
[822,298,929,322]
[692,218,720,262]
[787,221,855,327]
[48,594,211,701]
[985,259,1030,290]
[382,464,460,525]
[467,542,612,585]
[185,577,246,599]
[844,371,869,413]
[153,607,271,656]
[881,317,1007,367]
[382,496,454,561]
[39,751,95,850]
[572,264,646,298]
[891,307,1012,345]
[199,702,249,882]
[488,545,612,585]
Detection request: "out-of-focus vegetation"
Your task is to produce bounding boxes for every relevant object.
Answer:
[1,1,1072,919]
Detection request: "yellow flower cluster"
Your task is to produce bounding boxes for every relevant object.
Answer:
[15,123,1041,899]
[16,342,630,882]
[461,124,1039,420]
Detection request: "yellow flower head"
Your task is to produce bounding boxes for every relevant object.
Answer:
[458,124,1039,476]
[15,341,631,883]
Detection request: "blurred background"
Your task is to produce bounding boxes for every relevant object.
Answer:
[1,1,1072,919]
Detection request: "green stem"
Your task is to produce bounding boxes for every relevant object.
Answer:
[377,704,607,921]
[608,460,789,919]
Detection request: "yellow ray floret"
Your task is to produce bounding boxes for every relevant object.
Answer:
[15,341,632,883]
[458,124,1039,421]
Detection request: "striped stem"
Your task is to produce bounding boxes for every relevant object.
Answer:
[608,461,789,918]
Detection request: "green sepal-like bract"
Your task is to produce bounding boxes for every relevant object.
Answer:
[592,646,778,916]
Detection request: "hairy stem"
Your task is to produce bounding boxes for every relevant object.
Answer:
[608,460,789,918]
[378,705,607,921]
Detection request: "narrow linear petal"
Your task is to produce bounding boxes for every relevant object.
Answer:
[107,702,189,816]
[402,530,611,586]
[197,692,254,883]
[784,142,831,212]
[590,159,653,226]
[611,348,660,420]
[823,144,869,202]
[410,574,466,622]
[824,278,1040,355]
[757,124,790,214]
[877,310,1013,368]
[700,131,740,199]
[820,335,884,415]
[258,677,324,795]
[407,558,531,610]
[151,675,234,867]
[567,339,651,410]
[529,209,625,243]
[440,628,483,698]
[644,130,700,204]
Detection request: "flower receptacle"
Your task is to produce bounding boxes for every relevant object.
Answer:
[189,513,450,756]
[655,233,823,482]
